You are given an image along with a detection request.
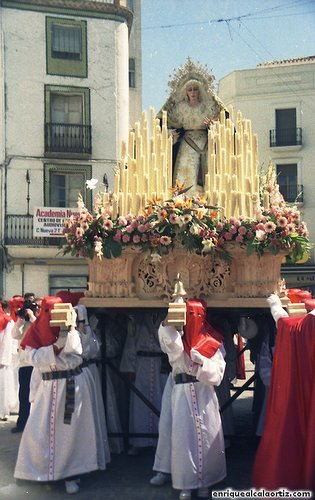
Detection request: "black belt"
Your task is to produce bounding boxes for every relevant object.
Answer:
[42,366,82,380]
[136,351,163,357]
[81,359,99,368]
[174,373,199,384]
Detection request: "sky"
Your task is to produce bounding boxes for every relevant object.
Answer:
[141,0,315,112]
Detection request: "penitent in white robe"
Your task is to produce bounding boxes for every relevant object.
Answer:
[14,329,105,481]
[120,312,168,448]
[75,304,111,464]
[153,324,227,491]
[0,320,18,418]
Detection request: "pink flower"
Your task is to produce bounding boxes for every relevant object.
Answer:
[103,219,114,231]
[183,214,192,224]
[122,234,130,243]
[264,221,276,233]
[126,225,134,234]
[160,236,172,246]
[238,225,247,235]
[132,235,141,244]
[169,213,178,224]
[277,216,288,227]
[229,225,237,235]
[235,235,243,243]
[286,224,296,233]
[137,224,146,233]
[113,233,122,242]
[118,216,127,226]
[141,234,148,242]
[224,232,233,241]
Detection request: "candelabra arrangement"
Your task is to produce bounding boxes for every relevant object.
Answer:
[107,107,260,220]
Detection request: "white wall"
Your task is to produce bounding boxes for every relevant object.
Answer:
[1,5,131,297]
[218,61,315,254]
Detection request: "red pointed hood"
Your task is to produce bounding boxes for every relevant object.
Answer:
[182,299,223,358]
[20,296,62,350]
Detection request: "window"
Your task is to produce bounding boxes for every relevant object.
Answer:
[44,164,92,209]
[276,163,302,203]
[127,0,134,11]
[276,109,296,146]
[52,24,82,60]
[49,275,87,295]
[129,58,136,88]
[46,17,87,77]
[45,85,91,155]
[50,171,84,207]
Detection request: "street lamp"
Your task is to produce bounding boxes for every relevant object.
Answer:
[26,169,31,215]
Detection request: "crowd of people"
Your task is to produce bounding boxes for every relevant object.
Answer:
[1,288,315,496]
[0,289,246,498]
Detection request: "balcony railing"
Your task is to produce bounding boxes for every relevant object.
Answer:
[45,123,92,154]
[269,128,302,147]
[5,215,61,246]
[279,184,304,203]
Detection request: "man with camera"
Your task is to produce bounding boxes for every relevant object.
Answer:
[11,292,40,433]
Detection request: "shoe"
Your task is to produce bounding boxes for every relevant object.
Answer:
[197,487,209,498]
[65,480,80,494]
[11,427,23,434]
[150,472,171,486]
[179,490,191,500]
[127,446,140,456]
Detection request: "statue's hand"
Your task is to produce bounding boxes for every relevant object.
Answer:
[204,116,216,128]
[170,129,180,144]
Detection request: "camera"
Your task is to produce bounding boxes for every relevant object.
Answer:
[16,300,39,321]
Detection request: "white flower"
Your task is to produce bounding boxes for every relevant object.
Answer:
[189,224,200,236]
[94,240,103,259]
[86,178,98,190]
[255,229,266,241]
[202,238,215,253]
[151,252,162,263]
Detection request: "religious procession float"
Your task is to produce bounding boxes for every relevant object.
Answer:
[61,59,311,309]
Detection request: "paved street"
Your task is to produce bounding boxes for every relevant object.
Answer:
[0,358,258,500]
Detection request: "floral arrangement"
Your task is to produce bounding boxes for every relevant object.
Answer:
[61,172,312,264]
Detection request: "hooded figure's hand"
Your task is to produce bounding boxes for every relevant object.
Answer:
[190,348,204,365]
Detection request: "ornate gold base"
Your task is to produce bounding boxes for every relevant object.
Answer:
[81,245,285,308]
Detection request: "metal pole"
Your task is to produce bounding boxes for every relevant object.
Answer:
[26,170,31,215]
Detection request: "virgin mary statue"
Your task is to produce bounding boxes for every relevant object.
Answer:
[157,58,228,195]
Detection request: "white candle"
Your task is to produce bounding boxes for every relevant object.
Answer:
[121,140,126,159]
[263,192,270,209]
[112,194,118,219]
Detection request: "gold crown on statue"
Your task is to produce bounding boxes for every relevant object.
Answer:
[166,57,227,111]
[168,57,216,95]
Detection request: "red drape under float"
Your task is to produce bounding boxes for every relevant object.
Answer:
[252,312,315,491]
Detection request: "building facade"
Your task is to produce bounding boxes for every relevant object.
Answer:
[0,0,142,298]
[218,56,315,292]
